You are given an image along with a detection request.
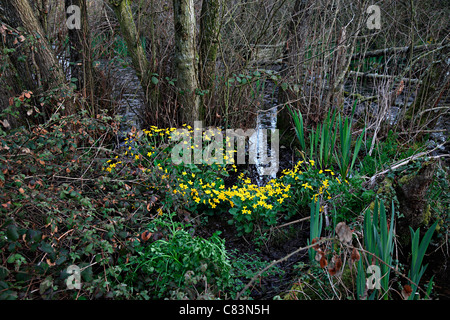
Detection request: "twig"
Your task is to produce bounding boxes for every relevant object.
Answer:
[366,142,450,187]
[274,216,310,230]
[350,43,443,60]
[348,71,421,84]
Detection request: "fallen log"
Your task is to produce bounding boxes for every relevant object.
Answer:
[348,71,422,84]
[351,43,443,60]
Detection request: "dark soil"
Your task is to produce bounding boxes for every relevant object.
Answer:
[196,212,311,299]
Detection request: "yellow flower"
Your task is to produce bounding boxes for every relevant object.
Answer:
[302,182,313,190]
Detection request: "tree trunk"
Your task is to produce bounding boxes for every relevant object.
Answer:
[109,0,150,95]
[1,0,66,93]
[173,0,200,124]
[33,0,49,34]
[198,0,221,123]
[199,0,221,92]
[66,0,94,105]
[277,0,311,133]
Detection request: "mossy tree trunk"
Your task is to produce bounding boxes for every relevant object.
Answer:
[198,0,221,122]
[109,0,150,97]
[1,0,66,93]
[173,0,201,124]
[34,0,49,34]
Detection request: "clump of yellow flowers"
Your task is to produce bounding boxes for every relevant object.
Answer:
[103,125,344,234]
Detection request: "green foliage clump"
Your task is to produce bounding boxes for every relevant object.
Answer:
[115,213,232,300]
[0,111,181,299]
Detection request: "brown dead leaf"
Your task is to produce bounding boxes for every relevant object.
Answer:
[0,24,6,36]
[312,237,320,250]
[146,195,159,211]
[328,255,343,276]
[396,80,405,97]
[46,258,56,267]
[141,230,152,242]
[2,201,11,208]
[1,119,10,129]
[19,187,25,194]
[320,254,328,268]
[335,222,353,244]
[351,247,360,263]
[315,249,328,268]
[401,285,413,300]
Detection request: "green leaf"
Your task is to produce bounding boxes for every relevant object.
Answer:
[85,243,94,254]
[39,242,54,254]
[151,76,159,85]
[26,229,42,242]
[6,225,19,242]
[0,266,9,280]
